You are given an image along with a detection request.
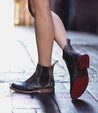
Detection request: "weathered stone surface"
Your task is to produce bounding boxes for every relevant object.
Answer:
[0,27,98,113]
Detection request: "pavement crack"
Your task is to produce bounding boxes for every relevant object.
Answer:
[17,40,35,66]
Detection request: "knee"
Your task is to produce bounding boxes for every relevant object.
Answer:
[33,0,50,10]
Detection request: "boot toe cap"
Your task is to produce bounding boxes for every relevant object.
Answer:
[10,82,30,91]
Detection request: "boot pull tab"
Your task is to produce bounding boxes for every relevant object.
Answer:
[52,60,58,67]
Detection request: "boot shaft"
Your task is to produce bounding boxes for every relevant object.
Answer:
[36,63,55,87]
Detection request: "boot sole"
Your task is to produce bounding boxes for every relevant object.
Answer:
[10,86,54,94]
[71,76,89,99]
[71,54,89,99]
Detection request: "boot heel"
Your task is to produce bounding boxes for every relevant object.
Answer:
[79,54,89,69]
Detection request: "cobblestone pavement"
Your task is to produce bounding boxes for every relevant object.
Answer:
[0,26,98,113]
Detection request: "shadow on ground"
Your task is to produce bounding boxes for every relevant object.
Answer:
[31,93,61,113]
[72,99,96,113]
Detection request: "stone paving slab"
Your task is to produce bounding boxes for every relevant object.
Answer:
[87,83,98,102]
[0,97,12,113]
[12,109,36,113]
[0,82,97,113]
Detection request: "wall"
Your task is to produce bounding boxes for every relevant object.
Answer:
[50,0,98,34]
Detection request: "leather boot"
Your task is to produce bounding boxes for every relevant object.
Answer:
[10,62,57,94]
[63,39,89,99]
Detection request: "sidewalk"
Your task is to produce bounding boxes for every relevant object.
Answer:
[0,26,98,113]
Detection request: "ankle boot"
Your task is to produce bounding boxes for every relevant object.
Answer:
[10,62,57,93]
[63,39,89,99]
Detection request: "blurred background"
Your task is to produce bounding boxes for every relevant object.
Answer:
[12,0,98,34]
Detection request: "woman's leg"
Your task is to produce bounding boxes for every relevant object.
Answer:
[32,0,54,66]
[51,11,89,100]
[10,0,56,93]
[51,11,68,49]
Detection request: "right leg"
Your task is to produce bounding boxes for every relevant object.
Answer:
[51,11,89,99]
[10,0,56,93]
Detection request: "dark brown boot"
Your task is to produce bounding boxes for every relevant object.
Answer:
[63,39,89,99]
[10,62,57,94]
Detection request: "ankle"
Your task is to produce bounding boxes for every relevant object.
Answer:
[38,61,52,67]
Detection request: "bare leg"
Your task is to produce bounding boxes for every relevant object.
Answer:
[28,1,68,50]
[51,11,68,49]
[33,0,54,66]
